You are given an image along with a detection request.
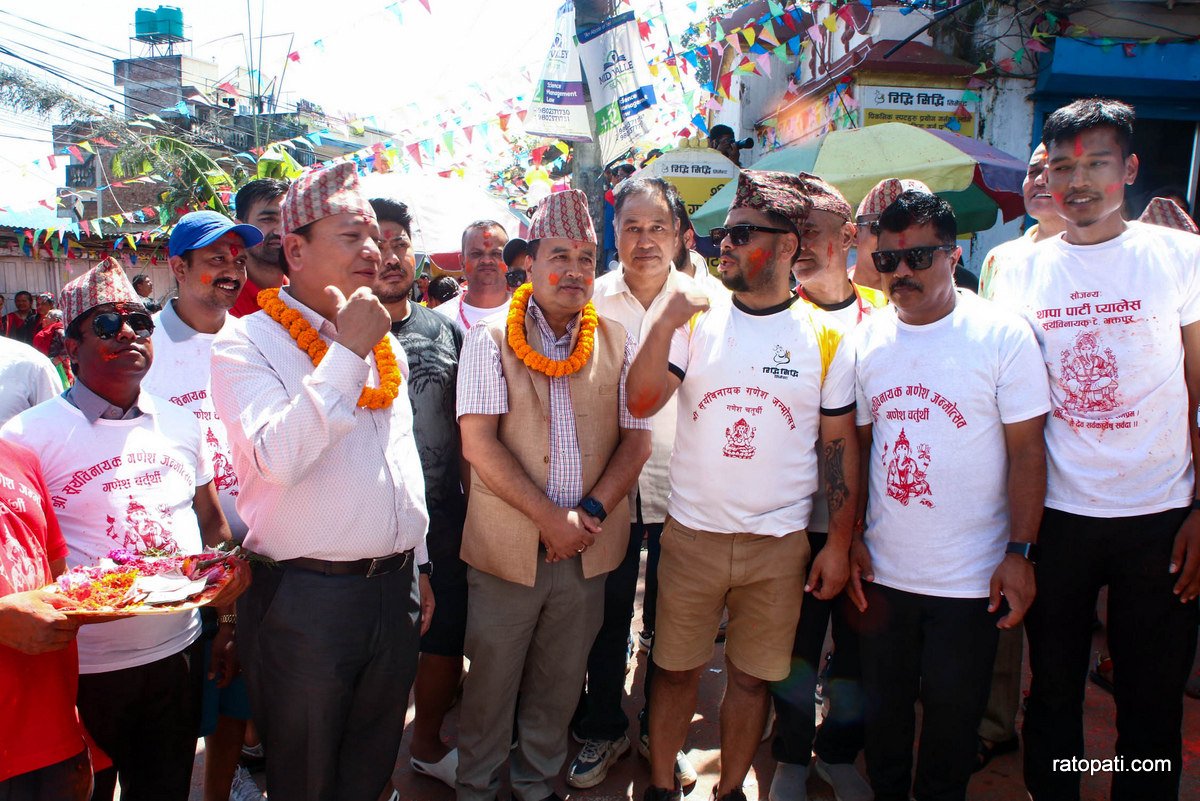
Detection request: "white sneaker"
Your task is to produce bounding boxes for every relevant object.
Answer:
[411,748,459,789]
[768,762,809,801]
[229,764,264,801]
[637,732,698,786]
[813,757,873,801]
[567,735,630,788]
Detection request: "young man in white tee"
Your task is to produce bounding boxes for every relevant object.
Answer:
[990,98,1200,801]
[628,170,859,801]
[141,210,264,801]
[1,258,248,801]
[849,190,1050,801]
[434,220,512,330]
[770,174,886,801]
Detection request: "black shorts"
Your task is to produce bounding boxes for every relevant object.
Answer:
[420,525,469,657]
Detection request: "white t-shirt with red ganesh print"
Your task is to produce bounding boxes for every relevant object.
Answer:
[990,223,1200,517]
[855,291,1051,598]
[144,300,245,539]
[1,396,212,673]
[667,293,856,536]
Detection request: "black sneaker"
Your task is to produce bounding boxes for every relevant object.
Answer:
[712,787,748,801]
[644,783,683,801]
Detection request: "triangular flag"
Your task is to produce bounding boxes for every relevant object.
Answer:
[288,51,300,62]
[77,141,94,154]
[1122,42,1137,57]
[463,125,474,143]
[808,23,824,47]
[961,89,981,103]
[406,143,422,167]
[1025,38,1050,53]
[385,2,402,21]
[756,53,773,76]
[822,14,838,32]
[418,0,431,12]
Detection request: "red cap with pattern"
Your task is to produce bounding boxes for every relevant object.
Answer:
[280,162,376,236]
[730,169,814,234]
[856,178,931,220]
[796,172,852,222]
[529,189,596,243]
[59,257,143,327]
[1139,197,1198,235]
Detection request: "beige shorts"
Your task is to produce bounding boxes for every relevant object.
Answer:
[652,517,810,681]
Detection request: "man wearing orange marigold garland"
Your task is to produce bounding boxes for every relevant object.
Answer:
[210,161,433,801]
[454,188,652,801]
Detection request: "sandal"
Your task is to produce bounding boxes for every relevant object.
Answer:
[974,736,1019,772]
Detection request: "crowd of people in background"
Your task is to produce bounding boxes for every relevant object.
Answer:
[2,96,1199,801]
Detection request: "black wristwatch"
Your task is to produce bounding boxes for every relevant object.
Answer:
[1005,542,1038,563]
[580,496,607,522]
[417,561,433,577]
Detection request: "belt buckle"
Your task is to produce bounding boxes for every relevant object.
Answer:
[365,551,406,578]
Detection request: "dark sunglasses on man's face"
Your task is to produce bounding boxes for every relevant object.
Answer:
[709,224,794,247]
[871,245,956,274]
[91,310,155,340]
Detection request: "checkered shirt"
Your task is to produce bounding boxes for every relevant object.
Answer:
[456,301,648,508]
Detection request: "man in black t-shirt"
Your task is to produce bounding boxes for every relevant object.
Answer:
[370,197,468,789]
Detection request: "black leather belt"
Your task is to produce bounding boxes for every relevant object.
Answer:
[281,549,413,578]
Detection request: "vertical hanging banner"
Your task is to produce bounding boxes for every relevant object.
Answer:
[578,11,658,163]
[526,1,593,141]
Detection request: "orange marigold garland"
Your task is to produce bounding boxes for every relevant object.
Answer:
[506,283,598,378]
[258,288,401,409]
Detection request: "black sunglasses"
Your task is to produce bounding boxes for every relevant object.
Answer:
[709,224,794,247]
[871,245,955,274]
[91,310,155,340]
[855,217,881,236]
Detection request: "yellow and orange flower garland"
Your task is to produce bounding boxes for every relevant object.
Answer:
[258,288,401,409]
[506,283,597,378]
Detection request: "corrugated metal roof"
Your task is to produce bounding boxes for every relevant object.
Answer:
[0,206,70,230]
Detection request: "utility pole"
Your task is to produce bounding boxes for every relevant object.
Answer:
[574,0,613,252]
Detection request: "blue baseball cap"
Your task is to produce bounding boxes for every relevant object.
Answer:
[168,210,264,258]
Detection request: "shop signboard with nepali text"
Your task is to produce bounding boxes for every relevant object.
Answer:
[862,85,977,137]
[526,1,593,141]
[578,11,658,163]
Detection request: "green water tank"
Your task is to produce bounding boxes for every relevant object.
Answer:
[134,8,159,39]
[156,6,184,40]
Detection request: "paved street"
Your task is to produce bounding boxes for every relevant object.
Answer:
[188,562,1200,801]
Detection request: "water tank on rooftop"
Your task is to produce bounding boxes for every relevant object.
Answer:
[156,6,184,40]
[134,8,160,40]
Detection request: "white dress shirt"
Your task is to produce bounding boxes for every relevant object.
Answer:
[210,290,429,563]
[592,264,725,523]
